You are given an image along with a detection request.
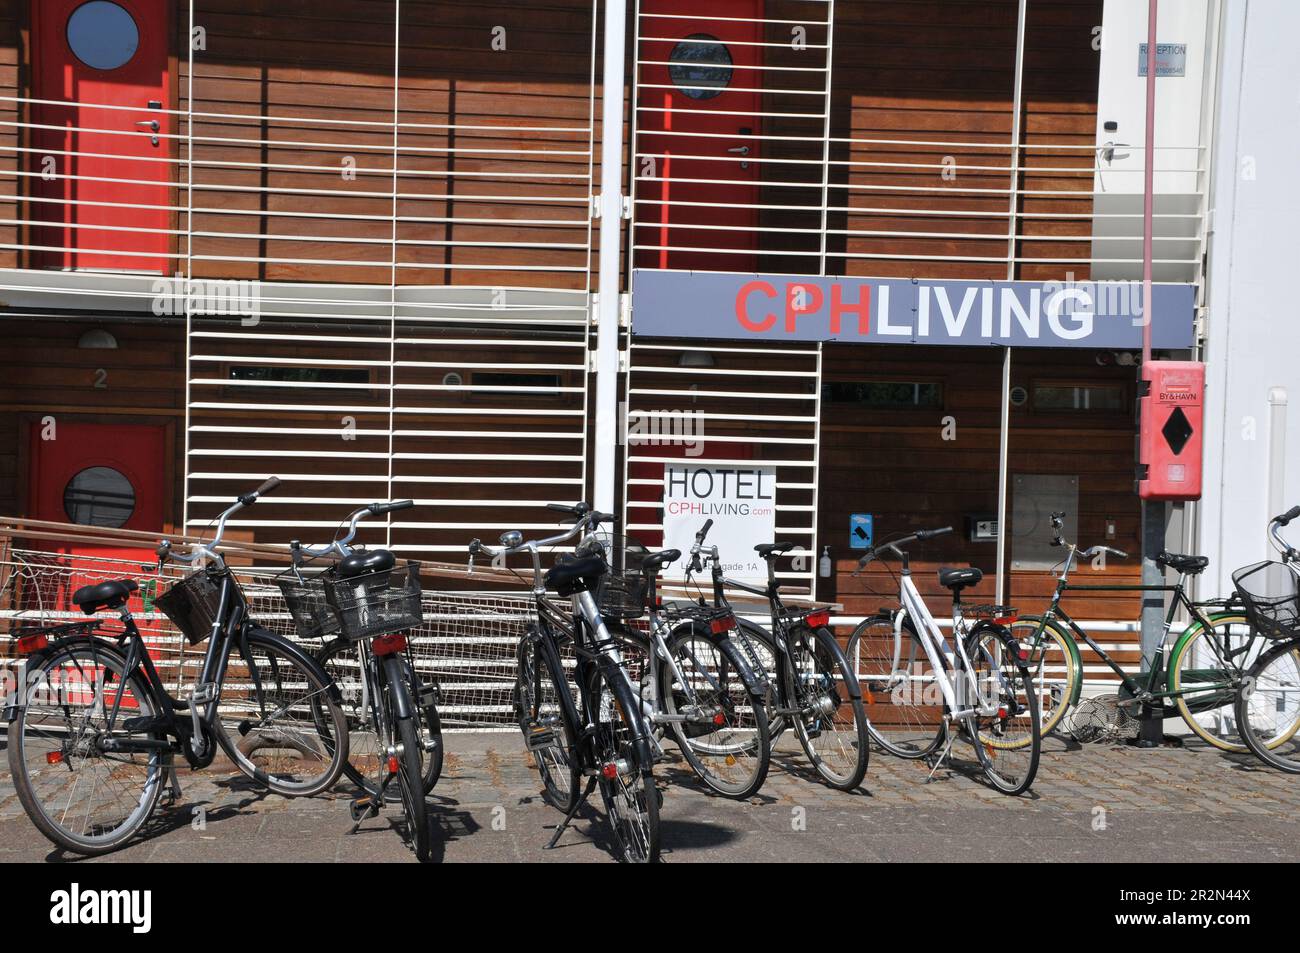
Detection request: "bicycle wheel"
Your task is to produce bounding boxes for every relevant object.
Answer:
[588,663,659,863]
[514,630,580,813]
[786,625,869,790]
[317,637,442,798]
[1236,638,1300,773]
[662,621,771,799]
[7,638,167,856]
[1169,612,1279,752]
[212,627,348,797]
[1005,616,1078,740]
[383,655,431,861]
[848,614,945,759]
[963,629,1040,795]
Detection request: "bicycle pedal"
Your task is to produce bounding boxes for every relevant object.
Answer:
[349,796,380,822]
[524,726,556,751]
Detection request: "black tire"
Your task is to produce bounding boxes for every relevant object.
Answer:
[396,703,430,861]
[1236,637,1300,773]
[963,628,1040,795]
[587,662,660,863]
[317,638,442,798]
[514,631,580,812]
[787,626,870,790]
[661,621,771,799]
[7,638,167,856]
[212,627,348,798]
[847,613,946,759]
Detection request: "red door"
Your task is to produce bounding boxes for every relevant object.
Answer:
[27,420,166,561]
[30,0,171,272]
[635,0,763,272]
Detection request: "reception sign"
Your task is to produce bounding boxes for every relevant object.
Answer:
[631,270,1195,349]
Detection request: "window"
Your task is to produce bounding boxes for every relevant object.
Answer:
[669,34,734,100]
[67,2,139,71]
[228,366,370,386]
[470,372,562,397]
[1032,383,1127,412]
[821,381,944,409]
[64,466,134,528]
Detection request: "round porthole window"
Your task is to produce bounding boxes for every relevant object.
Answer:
[63,466,136,528]
[67,1,140,71]
[668,34,734,100]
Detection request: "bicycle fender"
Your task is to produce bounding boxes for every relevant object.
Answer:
[810,625,863,701]
[382,653,414,721]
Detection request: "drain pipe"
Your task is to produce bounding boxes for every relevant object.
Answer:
[592,0,629,514]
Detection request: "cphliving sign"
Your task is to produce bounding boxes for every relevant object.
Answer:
[631,270,1196,349]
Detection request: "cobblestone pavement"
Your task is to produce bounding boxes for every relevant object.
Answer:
[2,732,1298,863]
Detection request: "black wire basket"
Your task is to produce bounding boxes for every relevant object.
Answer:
[322,561,423,642]
[276,568,341,640]
[155,569,237,646]
[582,533,651,621]
[1231,560,1300,641]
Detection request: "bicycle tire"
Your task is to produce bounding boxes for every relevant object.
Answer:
[317,637,442,797]
[514,630,581,813]
[1005,615,1078,740]
[395,694,431,861]
[1236,637,1300,773]
[964,628,1040,795]
[848,613,946,759]
[587,662,660,863]
[787,625,870,790]
[7,637,168,856]
[661,620,771,799]
[212,626,348,798]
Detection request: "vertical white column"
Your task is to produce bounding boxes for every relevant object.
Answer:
[182,0,195,532]
[593,0,629,513]
[1268,388,1289,553]
[386,0,402,547]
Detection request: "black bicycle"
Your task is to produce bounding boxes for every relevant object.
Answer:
[280,501,439,861]
[470,503,662,862]
[5,478,349,856]
[684,522,870,791]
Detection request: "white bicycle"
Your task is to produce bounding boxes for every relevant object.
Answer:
[847,526,1041,795]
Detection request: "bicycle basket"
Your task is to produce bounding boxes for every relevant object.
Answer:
[322,561,422,642]
[582,534,651,621]
[155,569,236,646]
[276,567,341,640]
[1231,560,1300,641]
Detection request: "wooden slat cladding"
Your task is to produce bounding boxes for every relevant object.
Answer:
[815,342,1142,627]
[179,0,596,288]
[760,0,1102,280]
[0,1,18,269]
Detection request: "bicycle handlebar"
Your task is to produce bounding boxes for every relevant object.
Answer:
[1269,506,1300,562]
[467,503,608,578]
[1273,505,1300,527]
[853,526,952,573]
[294,500,415,562]
[158,477,281,567]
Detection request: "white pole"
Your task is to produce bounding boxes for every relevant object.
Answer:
[593,0,629,513]
[1269,387,1289,551]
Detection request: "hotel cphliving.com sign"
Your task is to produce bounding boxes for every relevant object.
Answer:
[631,270,1195,349]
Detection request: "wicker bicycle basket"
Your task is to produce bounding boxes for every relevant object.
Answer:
[1231,560,1300,641]
[322,561,423,642]
[155,568,239,646]
[582,533,652,621]
[276,568,341,640]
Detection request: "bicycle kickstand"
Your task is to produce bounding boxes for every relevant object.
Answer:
[925,725,956,783]
[348,770,397,831]
[546,776,597,850]
[161,763,183,807]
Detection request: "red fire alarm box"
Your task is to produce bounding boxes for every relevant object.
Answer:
[1138,360,1204,501]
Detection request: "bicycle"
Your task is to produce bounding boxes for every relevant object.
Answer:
[469,503,661,862]
[4,477,349,856]
[1003,511,1279,751]
[280,500,440,861]
[845,527,1040,795]
[1232,505,1300,772]
[684,522,870,791]
[600,522,771,799]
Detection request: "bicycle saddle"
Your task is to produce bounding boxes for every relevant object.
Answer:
[544,554,606,591]
[641,549,681,571]
[755,542,797,557]
[71,579,138,614]
[1156,551,1209,575]
[938,567,983,592]
[338,549,396,579]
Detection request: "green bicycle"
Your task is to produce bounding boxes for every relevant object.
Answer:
[1010,512,1296,752]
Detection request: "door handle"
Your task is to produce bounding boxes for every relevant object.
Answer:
[136,120,160,132]
[728,144,750,169]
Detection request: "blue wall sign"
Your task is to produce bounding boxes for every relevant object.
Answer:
[850,514,873,550]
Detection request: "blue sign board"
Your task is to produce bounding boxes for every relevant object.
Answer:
[631,270,1196,349]
[850,514,873,550]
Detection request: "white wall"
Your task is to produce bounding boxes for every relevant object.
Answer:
[1198,0,1300,593]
